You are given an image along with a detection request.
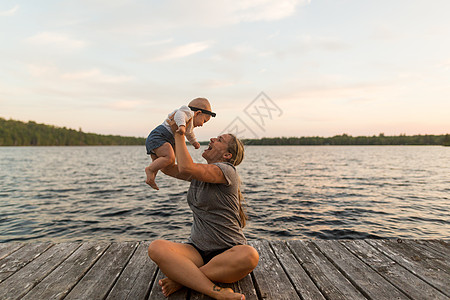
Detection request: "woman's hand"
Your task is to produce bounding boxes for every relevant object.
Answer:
[167,117,181,134]
[176,125,186,135]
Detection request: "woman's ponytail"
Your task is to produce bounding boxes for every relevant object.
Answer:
[227,134,247,228]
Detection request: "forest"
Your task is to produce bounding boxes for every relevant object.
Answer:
[241,133,450,146]
[0,118,144,146]
[1,117,448,146]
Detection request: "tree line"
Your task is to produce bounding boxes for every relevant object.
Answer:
[242,133,450,146]
[0,118,145,146]
[1,117,448,146]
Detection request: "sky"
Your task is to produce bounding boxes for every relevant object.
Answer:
[1,0,449,141]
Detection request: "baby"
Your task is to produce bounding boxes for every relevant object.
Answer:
[145,97,215,190]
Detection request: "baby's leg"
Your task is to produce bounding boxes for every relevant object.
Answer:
[145,143,175,190]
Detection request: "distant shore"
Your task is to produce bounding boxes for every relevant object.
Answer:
[0,117,144,146]
[1,117,449,146]
[237,134,450,146]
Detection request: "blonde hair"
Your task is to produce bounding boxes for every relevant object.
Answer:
[226,134,248,228]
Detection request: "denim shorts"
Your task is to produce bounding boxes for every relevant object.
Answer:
[145,125,175,155]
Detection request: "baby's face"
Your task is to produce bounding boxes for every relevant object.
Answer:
[193,113,211,127]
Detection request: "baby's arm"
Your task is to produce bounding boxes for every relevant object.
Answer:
[186,130,200,149]
[174,106,197,133]
[173,110,187,127]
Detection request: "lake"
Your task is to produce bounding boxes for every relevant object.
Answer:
[0,145,449,243]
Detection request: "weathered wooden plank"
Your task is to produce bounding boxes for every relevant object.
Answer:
[367,239,450,297]
[406,240,450,262]
[341,240,448,300]
[270,241,325,300]
[287,240,365,300]
[0,242,80,300]
[106,242,157,300]
[189,277,257,300]
[426,240,450,256]
[0,243,24,260]
[189,287,213,300]
[147,269,166,300]
[148,268,189,300]
[231,274,258,300]
[153,262,256,300]
[0,242,53,283]
[64,241,138,300]
[422,240,450,256]
[314,240,408,299]
[1,239,447,300]
[436,240,449,248]
[146,263,253,299]
[22,242,109,300]
[250,240,300,299]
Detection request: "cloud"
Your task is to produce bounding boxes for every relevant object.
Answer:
[27,64,58,77]
[211,44,256,62]
[297,35,348,51]
[144,38,174,46]
[27,64,134,84]
[152,41,211,61]
[0,5,19,16]
[279,79,396,106]
[231,0,307,23]
[61,69,134,83]
[438,59,450,70]
[107,100,144,110]
[370,25,401,40]
[39,1,309,39]
[133,0,309,31]
[197,79,240,89]
[267,31,280,39]
[26,32,86,49]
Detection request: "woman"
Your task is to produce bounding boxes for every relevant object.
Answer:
[148,119,259,300]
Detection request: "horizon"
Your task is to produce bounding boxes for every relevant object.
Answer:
[2,116,448,140]
[1,1,449,140]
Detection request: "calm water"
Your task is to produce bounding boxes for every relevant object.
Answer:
[0,145,449,243]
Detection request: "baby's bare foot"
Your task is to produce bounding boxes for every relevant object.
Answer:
[145,167,159,190]
[159,278,183,297]
[214,285,244,300]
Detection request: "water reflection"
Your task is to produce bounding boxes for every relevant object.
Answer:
[0,145,449,242]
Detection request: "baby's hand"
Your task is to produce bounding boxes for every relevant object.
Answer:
[176,125,186,135]
[193,142,200,149]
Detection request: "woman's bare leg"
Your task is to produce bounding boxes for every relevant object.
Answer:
[160,244,259,295]
[145,143,175,190]
[159,244,258,298]
[148,240,248,299]
[200,245,259,283]
[157,242,201,296]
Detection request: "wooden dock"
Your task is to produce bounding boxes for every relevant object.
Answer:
[0,239,448,299]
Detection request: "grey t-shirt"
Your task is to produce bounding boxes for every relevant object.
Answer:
[187,162,247,251]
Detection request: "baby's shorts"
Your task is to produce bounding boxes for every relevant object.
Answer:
[145,125,175,155]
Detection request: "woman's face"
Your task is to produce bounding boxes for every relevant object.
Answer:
[202,134,232,163]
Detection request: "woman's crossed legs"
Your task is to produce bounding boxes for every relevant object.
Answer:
[148,240,259,300]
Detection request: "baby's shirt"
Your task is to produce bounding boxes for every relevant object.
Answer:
[162,105,198,145]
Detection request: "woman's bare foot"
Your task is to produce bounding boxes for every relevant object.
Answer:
[214,285,245,300]
[159,278,183,297]
[145,167,159,190]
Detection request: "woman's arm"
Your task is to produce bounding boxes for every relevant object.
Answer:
[160,163,192,181]
[173,130,227,184]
